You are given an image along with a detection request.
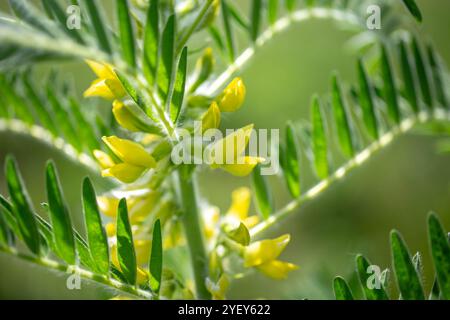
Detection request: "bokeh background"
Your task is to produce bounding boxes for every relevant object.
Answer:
[1,0,450,299]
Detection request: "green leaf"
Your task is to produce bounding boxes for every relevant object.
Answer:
[221,0,236,62]
[357,59,379,140]
[9,0,52,35]
[283,123,301,198]
[46,161,76,265]
[333,276,354,300]
[227,222,251,246]
[117,0,136,68]
[149,219,163,294]
[5,156,40,255]
[331,74,355,157]
[268,0,279,26]
[82,178,109,275]
[0,208,11,247]
[285,0,297,12]
[250,0,263,42]
[380,44,400,124]
[143,0,159,85]
[412,37,433,109]
[390,230,425,300]
[252,164,273,220]
[402,0,422,22]
[41,0,84,43]
[399,40,419,113]
[427,44,448,108]
[158,15,176,105]
[69,98,100,152]
[170,46,188,123]
[226,2,250,31]
[311,96,329,179]
[356,254,389,300]
[84,0,112,54]
[428,212,450,299]
[116,198,137,285]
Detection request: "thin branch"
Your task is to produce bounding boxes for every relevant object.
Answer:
[250,110,450,237]
[204,7,363,95]
[0,247,155,300]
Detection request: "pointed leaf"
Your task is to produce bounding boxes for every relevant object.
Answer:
[117,0,136,68]
[311,96,329,179]
[143,0,159,85]
[283,123,301,198]
[356,255,389,300]
[149,219,163,293]
[380,45,400,124]
[402,0,422,22]
[82,178,109,275]
[46,161,76,265]
[170,46,187,123]
[399,40,419,113]
[390,230,425,300]
[116,198,137,285]
[250,0,263,42]
[428,213,450,299]
[333,276,354,300]
[268,0,279,26]
[252,164,273,220]
[412,38,433,109]
[84,0,112,54]
[158,15,176,105]
[357,59,379,139]
[5,156,40,255]
[221,0,236,62]
[331,74,355,157]
[427,45,448,108]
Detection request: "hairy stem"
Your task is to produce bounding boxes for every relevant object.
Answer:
[204,7,362,95]
[0,247,154,300]
[176,169,211,299]
[250,110,450,237]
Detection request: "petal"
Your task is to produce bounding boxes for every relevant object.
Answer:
[201,102,221,132]
[135,239,151,266]
[103,136,157,168]
[226,187,251,221]
[257,260,299,280]
[208,124,254,165]
[219,156,264,177]
[84,79,116,100]
[86,60,117,79]
[97,196,120,218]
[218,77,246,112]
[244,234,291,267]
[102,163,147,183]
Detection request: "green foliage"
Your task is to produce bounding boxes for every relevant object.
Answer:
[334,213,449,300]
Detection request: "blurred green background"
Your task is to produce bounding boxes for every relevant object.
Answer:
[1,0,450,299]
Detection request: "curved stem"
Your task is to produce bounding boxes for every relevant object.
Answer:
[176,169,211,299]
[0,247,154,300]
[250,110,450,238]
[204,7,363,95]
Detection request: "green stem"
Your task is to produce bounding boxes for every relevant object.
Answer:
[176,168,211,299]
[0,247,154,300]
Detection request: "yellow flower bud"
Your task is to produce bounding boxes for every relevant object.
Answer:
[244,234,291,267]
[103,136,156,168]
[257,260,299,280]
[102,162,147,183]
[105,222,116,238]
[217,77,246,112]
[226,187,251,221]
[135,239,151,266]
[84,60,125,100]
[201,102,221,132]
[112,100,161,134]
[97,197,120,218]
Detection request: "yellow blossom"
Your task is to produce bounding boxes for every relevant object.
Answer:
[84,60,125,100]
[257,260,299,280]
[244,234,291,268]
[101,136,156,183]
[206,274,230,300]
[217,77,246,112]
[208,124,264,176]
[225,187,259,228]
[105,222,116,238]
[201,102,221,132]
[93,150,116,170]
[203,206,221,241]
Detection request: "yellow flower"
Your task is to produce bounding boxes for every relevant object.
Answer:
[110,242,151,285]
[206,274,230,300]
[244,234,290,267]
[203,206,220,241]
[217,77,246,112]
[225,187,259,228]
[243,234,298,280]
[135,239,151,266]
[256,260,299,280]
[105,222,116,238]
[97,197,120,218]
[84,60,125,100]
[208,124,264,176]
[101,136,156,183]
[112,100,161,134]
[201,102,221,132]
